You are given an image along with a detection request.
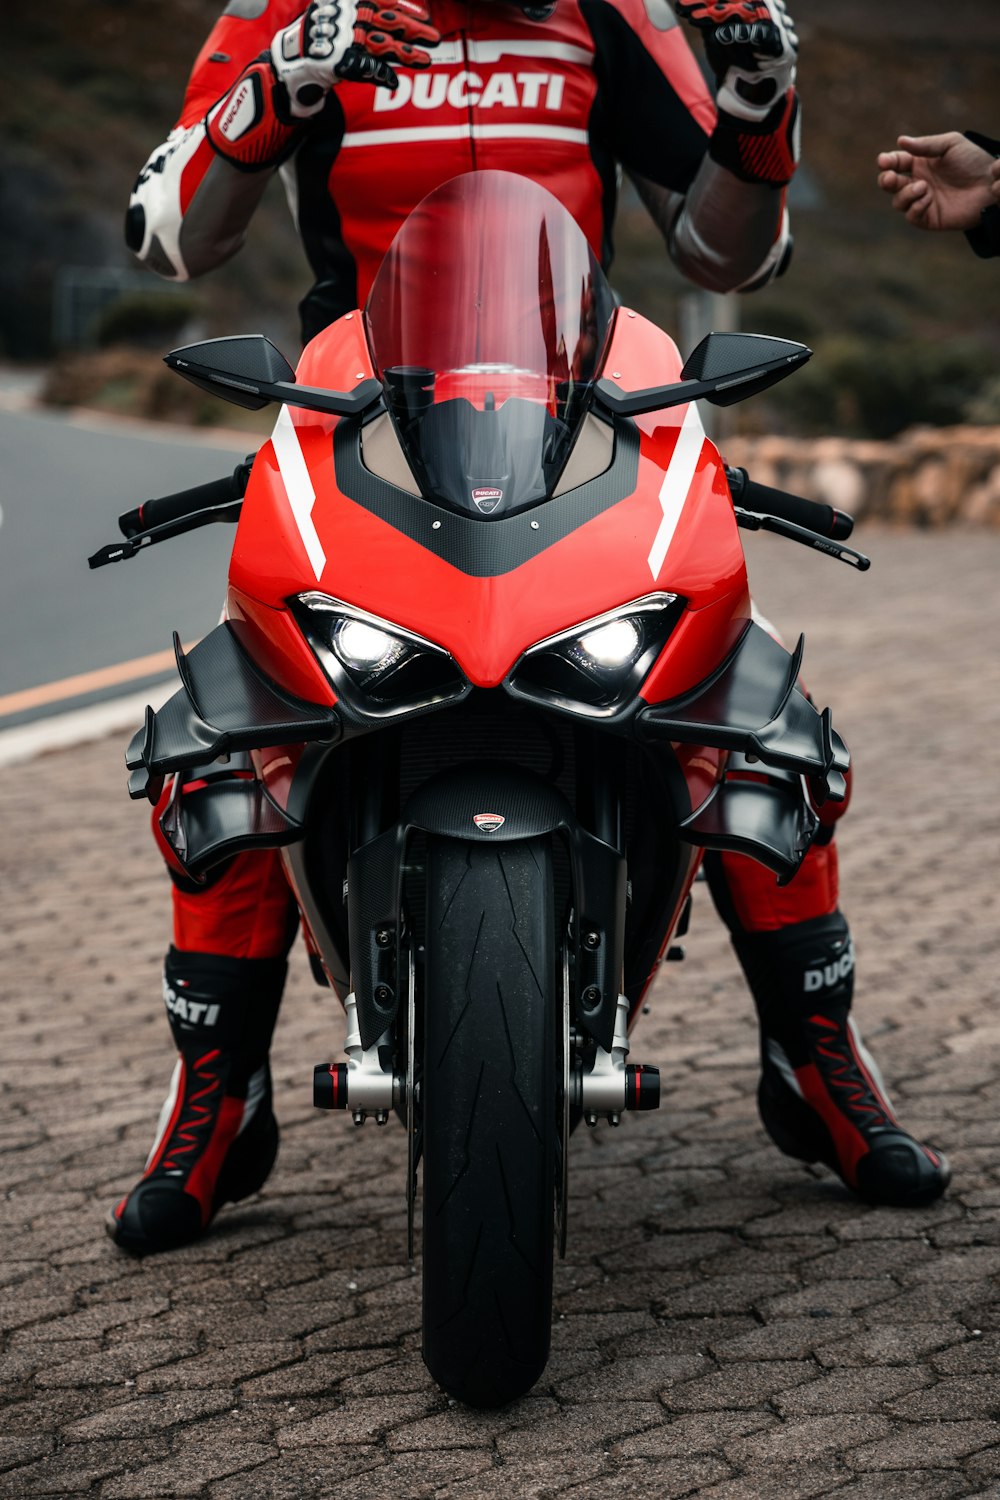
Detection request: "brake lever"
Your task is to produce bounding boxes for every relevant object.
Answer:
[88,499,243,569]
[734,507,871,571]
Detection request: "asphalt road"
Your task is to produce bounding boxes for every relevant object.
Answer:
[0,401,247,724]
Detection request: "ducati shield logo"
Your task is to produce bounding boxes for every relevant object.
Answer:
[471,486,503,514]
[473,812,506,833]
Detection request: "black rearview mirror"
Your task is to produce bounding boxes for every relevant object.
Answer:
[594,330,811,419]
[680,332,812,407]
[165,335,383,419]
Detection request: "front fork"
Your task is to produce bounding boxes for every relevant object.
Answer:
[312,757,664,1262]
[574,994,661,1125]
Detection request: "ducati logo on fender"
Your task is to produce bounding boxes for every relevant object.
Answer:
[472,486,503,513]
[473,813,506,833]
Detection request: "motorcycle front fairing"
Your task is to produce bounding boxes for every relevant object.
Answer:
[133,172,845,1021]
[109,169,859,1407]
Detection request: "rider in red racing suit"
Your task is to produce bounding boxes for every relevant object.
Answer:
[110,0,948,1253]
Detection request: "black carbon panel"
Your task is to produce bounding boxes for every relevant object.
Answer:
[685,333,806,381]
[136,624,340,772]
[161,779,302,879]
[678,777,817,883]
[403,764,574,842]
[169,335,294,383]
[638,623,850,781]
[332,416,639,578]
[641,623,797,737]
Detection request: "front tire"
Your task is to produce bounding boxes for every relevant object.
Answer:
[422,837,556,1408]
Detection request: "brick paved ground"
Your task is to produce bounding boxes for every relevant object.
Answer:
[2,527,999,1498]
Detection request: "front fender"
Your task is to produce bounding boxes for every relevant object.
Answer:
[348,764,627,1054]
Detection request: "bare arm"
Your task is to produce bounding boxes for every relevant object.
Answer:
[876,132,998,231]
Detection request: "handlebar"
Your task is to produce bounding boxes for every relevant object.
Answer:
[725,466,854,541]
[118,459,254,538]
[89,457,255,570]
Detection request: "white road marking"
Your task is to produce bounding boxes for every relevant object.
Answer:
[0,682,175,771]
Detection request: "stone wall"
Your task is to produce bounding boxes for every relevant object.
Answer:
[724,426,1000,527]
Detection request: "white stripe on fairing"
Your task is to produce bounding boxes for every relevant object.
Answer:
[646,402,705,581]
[272,405,326,582]
[145,1059,182,1170]
[341,123,590,148]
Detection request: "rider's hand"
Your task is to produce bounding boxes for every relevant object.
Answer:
[675,0,797,123]
[876,133,998,232]
[272,0,440,115]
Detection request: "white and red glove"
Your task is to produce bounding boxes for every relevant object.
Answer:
[675,0,797,121]
[676,0,799,187]
[206,0,439,170]
[272,0,439,114]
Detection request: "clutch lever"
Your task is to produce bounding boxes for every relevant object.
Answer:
[734,507,871,571]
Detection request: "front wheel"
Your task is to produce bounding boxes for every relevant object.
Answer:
[421,837,557,1408]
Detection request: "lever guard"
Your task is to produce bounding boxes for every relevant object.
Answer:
[734,507,871,570]
[88,499,243,569]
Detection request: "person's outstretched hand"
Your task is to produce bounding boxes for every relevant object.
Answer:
[877,132,999,231]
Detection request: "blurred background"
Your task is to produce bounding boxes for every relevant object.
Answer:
[2,0,999,441]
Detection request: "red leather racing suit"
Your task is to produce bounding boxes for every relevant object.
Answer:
[127,0,798,339]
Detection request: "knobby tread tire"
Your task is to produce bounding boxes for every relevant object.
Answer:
[422,837,556,1408]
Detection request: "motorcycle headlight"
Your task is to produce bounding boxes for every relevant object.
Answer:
[505,593,682,716]
[292,593,470,716]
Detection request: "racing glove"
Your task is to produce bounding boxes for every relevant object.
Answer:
[676,0,799,186]
[206,0,439,170]
[272,0,439,112]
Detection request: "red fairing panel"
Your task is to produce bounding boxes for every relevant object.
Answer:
[229,385,746,697]
[228,177,748,701]
[227,587,336,708]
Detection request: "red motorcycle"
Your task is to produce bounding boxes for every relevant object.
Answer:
[92,171,867,1408]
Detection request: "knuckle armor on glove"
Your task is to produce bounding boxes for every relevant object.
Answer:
[677,0,797,121]
[272,0,439,115]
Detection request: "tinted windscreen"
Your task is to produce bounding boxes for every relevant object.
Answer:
[365,171,616,518]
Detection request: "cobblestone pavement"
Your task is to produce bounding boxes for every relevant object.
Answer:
[2,528,999,1499]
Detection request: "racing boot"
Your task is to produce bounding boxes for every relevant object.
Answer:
[109,947,285,1253]
[732,912,950,1206]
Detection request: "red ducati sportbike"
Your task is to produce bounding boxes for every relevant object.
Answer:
[92,172,868,1408]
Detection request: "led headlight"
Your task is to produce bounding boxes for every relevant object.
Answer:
[292,593,469,716]
[574,619,643,671]
[330,619,407,682]
[505,593,682,716]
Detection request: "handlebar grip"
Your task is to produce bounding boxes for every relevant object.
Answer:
[119,459,253,538]
[727,467,854,541]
